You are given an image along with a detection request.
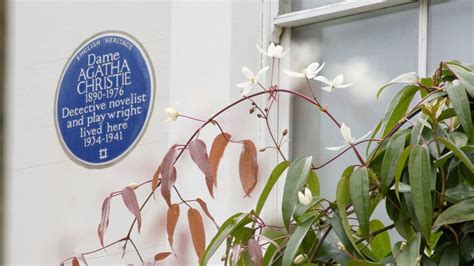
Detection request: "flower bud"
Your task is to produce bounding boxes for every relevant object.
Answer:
[220,254,227,261]
[249,107,256,114]
[257,114,263,118]
[298,188,313,206]
[293,254,308,264]
[282,128,288,136]
[127,183,138,190]
[258,147,266,152]
[337,241,346,251]
[164,107,179,122]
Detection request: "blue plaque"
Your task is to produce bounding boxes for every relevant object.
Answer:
[55,31,155,167]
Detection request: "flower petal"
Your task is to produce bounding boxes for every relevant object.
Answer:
[314,75,332,85]
[273,45,283,57]
[325,144,348,151]
[256,44,268,56]
[306,62,320,72]
[314,62,326,75]
[255,66,270,80]
[321,86,333,93]
[284,69,305,78]
[242,66,254,80]
[333,74,344,86]
[336,83,354,89]
[340,123,353,144]
[241,86,253,96]
[355,131,373,143]
[236,81,253,88]
[268,42,276,56]
[280,48,289,58]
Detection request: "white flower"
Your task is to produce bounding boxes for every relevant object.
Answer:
[236,66,269,96]
[326,123,372,151]
[293,254,308,264]
[256,42,289,58]
[314,74,353,92]
[164,107,179,123]
[284,62,325,79]
[336,242,346,251]
[298,188,313,206]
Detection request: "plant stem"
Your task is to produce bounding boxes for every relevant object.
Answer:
[309,226,331,261]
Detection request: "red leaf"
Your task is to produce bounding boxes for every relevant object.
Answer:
[247,238,262,266]
[160,146,178,206]
[189,139,214,197]
[72,257,80,266]
[97,193,112,247]
[121,187,142,233]
[166,203,180,251]
[161,166,177,207]
[152,165,161,193]
[209,133,231,187]
[196,198,218,228]
[187,208,206,262]
[239,140,259,197]
[154,252,172,261]
[232,244,241,265]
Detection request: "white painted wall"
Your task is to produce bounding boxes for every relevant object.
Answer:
[5,0,272,264]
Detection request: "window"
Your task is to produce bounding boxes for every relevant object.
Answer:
[275,0,473,235]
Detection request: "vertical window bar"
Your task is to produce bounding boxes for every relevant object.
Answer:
[418,0,429,76]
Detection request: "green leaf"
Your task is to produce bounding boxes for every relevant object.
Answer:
[350,167,370,240]
[446,62,474,97]
[435,137,474,173]
[282,156,313,229]
[307,170,320,197]
[439,244,460,266]
[282,216,316,266]
[255,161,289,216]
[438,108,457,121]
[201,213,251,265]
[434,198,474,227]
[446,183,474,203]
[394,146,412,202]
[348,259,384,266]
[380,85,419,138]
[381,130,408,194]
[336,166,355,212]
[445,80,474,142]
[392,233,421,266]
[369,220,391,260]
[408,145,432,240]
[328,208,364,258]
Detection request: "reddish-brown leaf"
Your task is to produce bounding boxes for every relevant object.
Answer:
[239,140,259,197]
[189,139,214,197]
[247,238,262,266]
[161,166,177,207]
[72,257,80,266]
[121,187,142,233]
[152,165,161,193]
[97,193,112,247]
[160,146,178,206]
[187,208,206,262]
[154,252,172,261]
[209,133,231,187]
[232,244,241,265]
[166,203,180,251]
[195,198,218,228]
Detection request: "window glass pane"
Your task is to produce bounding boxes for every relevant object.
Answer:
[291,0,344,12]
[290,5,418,204]
[428,0,474,71]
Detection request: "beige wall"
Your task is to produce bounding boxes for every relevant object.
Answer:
[6,0,268,264]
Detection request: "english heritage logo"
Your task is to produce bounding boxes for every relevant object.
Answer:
[55,31,155,167]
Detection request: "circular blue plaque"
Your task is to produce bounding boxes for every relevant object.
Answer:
[55,31,155,167]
